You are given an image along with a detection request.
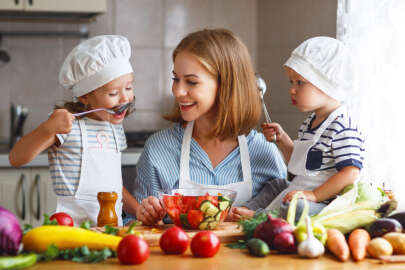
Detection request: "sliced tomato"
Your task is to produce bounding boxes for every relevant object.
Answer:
[167,208,181,226]
[195,196,206,208]
[163,196,175,209]
[182,196,197,211]
[220,209,228,222]
[187,210,204,229]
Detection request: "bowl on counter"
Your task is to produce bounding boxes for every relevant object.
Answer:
[159,188,236,230]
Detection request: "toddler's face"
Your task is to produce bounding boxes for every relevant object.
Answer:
[285,67,331,113]
[79,73,134,124]
[171,52,218,123]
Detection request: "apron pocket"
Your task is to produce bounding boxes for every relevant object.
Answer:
[306,149,323,170]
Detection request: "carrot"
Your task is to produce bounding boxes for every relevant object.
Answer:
[326,229,350,261]
[348,229,371,261]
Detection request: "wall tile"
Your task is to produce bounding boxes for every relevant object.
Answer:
[115,0,163,47]
[131,48,163,111]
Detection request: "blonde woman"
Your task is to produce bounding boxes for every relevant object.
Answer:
[131,29,286,225]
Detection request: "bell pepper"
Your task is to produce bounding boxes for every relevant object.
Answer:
[294,221,327,245]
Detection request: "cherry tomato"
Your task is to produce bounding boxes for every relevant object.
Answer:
[159,226,189,254]
[117,234,149,265]
[49,212,74,226]
[190,231,220,257]
[187,210,204,229]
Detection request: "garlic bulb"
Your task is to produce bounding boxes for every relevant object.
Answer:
[297,216,325,258]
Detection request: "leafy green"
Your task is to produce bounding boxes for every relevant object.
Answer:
[239,212,268,239]
[104,225,118,235]
[80,220,92,230]
[23,224,33,235]
[42,214,58,225]
[226,240,247,249]
[38,244,114,264]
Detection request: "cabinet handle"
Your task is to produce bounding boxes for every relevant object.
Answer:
[19,174,26,220]
[28,0,33,6]
[14,0,19,5]
[34,174,41,220]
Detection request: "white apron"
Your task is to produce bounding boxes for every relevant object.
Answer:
[265,106,346,211]
[179,121,252,206]
[56,119,123,226]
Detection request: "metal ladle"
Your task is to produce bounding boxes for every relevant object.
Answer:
[256,73,277,142]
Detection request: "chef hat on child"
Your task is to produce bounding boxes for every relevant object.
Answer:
[284,36,356,102]
[59,35,133,99]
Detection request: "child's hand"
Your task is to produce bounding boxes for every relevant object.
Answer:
[283,190,317,203]
[226,206,255,221]
[46,109,75,135]
[136,196,166,225]
[262,122,285,142]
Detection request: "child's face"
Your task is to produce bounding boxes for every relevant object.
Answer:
[171,52,218,123]
[79,73,134,124]
[285,67,332,113]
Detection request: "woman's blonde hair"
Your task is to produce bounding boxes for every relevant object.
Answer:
[164,28,261,140]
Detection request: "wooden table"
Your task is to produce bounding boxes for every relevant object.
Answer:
[27,245,405,270]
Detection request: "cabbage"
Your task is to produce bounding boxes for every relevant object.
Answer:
[340,182,386,204]
[0,206,22,255]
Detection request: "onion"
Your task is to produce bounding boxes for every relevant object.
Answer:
[0,206,22,255]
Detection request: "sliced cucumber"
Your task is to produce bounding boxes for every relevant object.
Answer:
[200,200,219,217]
[218,200,230,211]
[207,221,218,230]
[218,195,231,202]
[198,221,209,230]
[215,211,222,221]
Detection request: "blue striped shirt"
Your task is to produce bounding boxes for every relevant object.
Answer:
[48,118,127,196]
[299,108,365,172]
[133,123,287,203]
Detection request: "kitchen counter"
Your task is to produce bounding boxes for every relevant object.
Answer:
[27,245,403,270]
[0,147,143,167]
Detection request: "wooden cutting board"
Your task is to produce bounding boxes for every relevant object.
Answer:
[94,222,244,246]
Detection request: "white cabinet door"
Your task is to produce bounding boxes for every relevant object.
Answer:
[0,0,23,10]
[29,168,57,227]
[23,0,106,12]
[0,169,31,225]
[0,168,57,226]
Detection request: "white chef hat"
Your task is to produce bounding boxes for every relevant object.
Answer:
[59,35,133,99]
[284,36,356,102]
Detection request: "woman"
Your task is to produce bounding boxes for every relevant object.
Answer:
[132,29,286,225]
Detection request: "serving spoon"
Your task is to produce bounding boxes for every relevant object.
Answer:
[256,73,277,142]
[73,102,132,117]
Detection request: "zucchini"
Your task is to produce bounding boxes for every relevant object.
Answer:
[219,201,230,211]
[200,200,219,217]
[22,225,122,252]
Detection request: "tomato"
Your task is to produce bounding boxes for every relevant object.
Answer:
[190,231,220,257]
[205,195,219,207]
[117,235,149,265]
[159,226,189,254]
[182,196,196,211]
[187,210,204,229]
[166,208,181,226]
[49,212,74,226]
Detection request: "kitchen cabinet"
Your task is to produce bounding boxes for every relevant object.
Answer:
[0,0,106,13]
[0,168,57,227]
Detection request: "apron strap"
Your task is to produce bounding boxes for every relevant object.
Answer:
[77,120,88,199]
[312,105,346,142]
[179,121,193,184]
[238,135,253,188]
[110,123,120,153]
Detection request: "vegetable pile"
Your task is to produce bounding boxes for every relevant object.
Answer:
[162,192,232,230]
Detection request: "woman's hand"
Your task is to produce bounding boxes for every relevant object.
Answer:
[226,206,255,221]
[136,196,166,225]
[45,109,75,135]
[262,122,286,143]
[283,190,317,203]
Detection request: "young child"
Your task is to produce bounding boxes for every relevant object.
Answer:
[231,36,365,220]
[9,35,139,226]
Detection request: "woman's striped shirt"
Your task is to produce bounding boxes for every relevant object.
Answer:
[133,123,287,203]
[300,108,365,172]
[48,117,127,196]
